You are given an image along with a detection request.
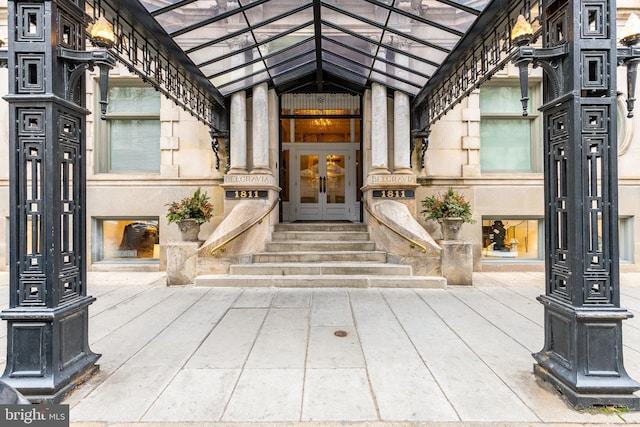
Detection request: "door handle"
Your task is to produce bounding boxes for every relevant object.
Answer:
[319,177,323,194]
[322,176,327,193]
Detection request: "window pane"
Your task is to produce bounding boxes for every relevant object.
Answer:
[108,87,160,114]
[480,119,531,171]
[99,219,159,261]
[480,86,530,114]
[482,218,542,260]
[109,120,161,172]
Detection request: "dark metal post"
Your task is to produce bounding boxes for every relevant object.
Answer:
[533,0,640,408]
[2,0,100,402]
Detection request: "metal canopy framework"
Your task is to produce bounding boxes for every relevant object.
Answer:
[85,0,540,130]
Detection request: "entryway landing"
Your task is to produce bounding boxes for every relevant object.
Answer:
[195,222,446,288]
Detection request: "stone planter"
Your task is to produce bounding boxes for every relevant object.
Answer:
[441,217,464,241]
[177,219,201,242]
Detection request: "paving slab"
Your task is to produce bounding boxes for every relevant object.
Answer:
[301,368,378,421]
[222,368,304,422]
[232,288,275,308]
[416,289,625,424]
[383,289,539,422]
[306,326,365,368]
[244,308,309,369]
[186,308,268,369]
[349,289,459,421]
[71,288,239,421]
[310,288,353,327]
[142,368,240,422]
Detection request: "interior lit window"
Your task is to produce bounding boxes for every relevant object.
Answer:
[482,217,543,260]
[93,218,159,262]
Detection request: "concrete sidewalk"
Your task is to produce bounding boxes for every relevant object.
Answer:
[1,272,640,426]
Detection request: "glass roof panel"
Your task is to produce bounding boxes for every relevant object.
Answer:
[244,1,313,26]
[199,47,261,78]
[369,70,422,95]
[447,0,491,11]
[380,32,451,63]
[270,53,316,77]
[264,38,315,67]
[372,60,428,87]
[322,39,374,66]
[321,10,385,43]
[323,63,368,87]
[153,1,240,34]
[217,70,271,95]
[139,0,191,14]
[172,14,250,50]
[272,62,317,86]
[321,25,379,54]
[322,50,371,77]
[210,60,267,87]
[330,1,389,26]
[137,0,495,101]
[408,4,476,33]
[261,26,315,57]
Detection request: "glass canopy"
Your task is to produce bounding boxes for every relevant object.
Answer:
[138,0,491,97]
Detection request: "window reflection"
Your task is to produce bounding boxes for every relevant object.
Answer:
[96,219,159,261]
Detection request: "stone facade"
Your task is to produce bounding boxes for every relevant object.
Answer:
[0,2,638,275]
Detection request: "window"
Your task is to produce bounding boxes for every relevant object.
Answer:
[482,217,543,261]
[96,84,161,173]
[480,85,541,172]
[93,218,159,262]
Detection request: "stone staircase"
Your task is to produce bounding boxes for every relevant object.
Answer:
[195,222,446,288]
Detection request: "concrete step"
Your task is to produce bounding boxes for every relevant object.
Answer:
[265,240,376,252]
[195,274,446,288]
[274,223,368,232]
[271,231,371,241]
[252,250,388,263]
[229,262,412,276]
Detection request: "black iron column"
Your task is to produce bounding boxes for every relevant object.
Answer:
[2,0,100,403]
[532,0,640,408]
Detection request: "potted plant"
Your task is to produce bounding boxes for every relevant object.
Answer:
[166,187,213,241]
[420,188,475,240]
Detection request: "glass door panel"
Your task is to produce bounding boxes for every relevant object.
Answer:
[325,154,345,204]
[299,155,319,204]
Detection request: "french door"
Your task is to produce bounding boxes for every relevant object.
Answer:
[293,148,352,221]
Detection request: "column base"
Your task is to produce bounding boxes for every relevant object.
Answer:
[250,167,272,175]
[533,295,640,409]
[368,167,391,175]
[393,167,413,175]
[227,167,248,175]
[534,363,640,410]
[1,297,101,403]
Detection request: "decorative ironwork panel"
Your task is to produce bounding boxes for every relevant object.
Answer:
[17,4,45,42]
[584,137,605,270]
[415,0,542,127]
[86,0,225,130]
[18,280,45,306]
[20,139,44,273]
[583,276,612,304]
[581,51,609,91]
[581,1,607,39]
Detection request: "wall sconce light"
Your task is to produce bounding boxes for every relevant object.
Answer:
[210,129,229,170]
[618,13,640,118]
[510,15,568,116]
[58,16,116,120]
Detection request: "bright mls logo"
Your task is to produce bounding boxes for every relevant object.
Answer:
[1,405,69,427]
